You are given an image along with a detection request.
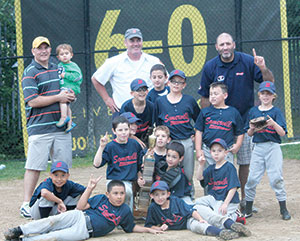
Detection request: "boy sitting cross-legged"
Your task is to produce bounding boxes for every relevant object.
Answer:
[145,180,251,240]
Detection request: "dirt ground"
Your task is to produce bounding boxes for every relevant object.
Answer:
[1,159,300,241]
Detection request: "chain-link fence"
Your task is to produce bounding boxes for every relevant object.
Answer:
[1,0,300,161]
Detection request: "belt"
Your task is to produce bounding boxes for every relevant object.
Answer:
[84,212,93,238]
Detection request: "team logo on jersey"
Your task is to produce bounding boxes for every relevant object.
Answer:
[164,113,189,126]
[161,214,183,225]
[236,72,244,76]
[217,75,225,81]
[98,204,121,226]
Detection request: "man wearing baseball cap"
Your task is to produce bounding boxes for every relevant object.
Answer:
[20,36,75,218]
[92,28,163,114]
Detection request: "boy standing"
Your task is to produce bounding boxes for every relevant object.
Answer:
[120,78,154,145]
[195,82,244,165]
[4,178,162,241]
[147,64,170,103]
[56,44,83,132]
[145,180,251,240]
[195,138,241,222]
[153,69,200,190]
[93,116,144,211]
[29,161,85,220]
[244,81,291,220]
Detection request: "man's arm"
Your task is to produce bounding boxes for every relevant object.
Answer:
[252,48,274,82]
[200,97,210,109]
[195,130,204,160]
[91,76,119,113]
[28,90,75,108]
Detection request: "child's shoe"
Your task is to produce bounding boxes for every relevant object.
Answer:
[56,116,70,128]
[230,222,251,237]
[219,229,239,240]
[279,201,291,220]
[4,227,22,240]
[65,122,77,133]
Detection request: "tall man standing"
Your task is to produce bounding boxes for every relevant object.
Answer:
[198,33,274,209]
[92,28,163,113]
[20,36,75,218]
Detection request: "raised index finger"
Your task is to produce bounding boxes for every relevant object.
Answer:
[252,48,257,57]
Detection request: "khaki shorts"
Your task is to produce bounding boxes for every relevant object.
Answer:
[25,132,72,171]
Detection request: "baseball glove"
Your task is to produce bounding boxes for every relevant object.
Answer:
[250,116,268,131]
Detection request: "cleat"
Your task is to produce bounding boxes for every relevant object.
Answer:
[230,222,251,237]
[219,229,239,240]
[4,227,22,240]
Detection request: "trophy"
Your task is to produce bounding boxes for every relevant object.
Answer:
[135,127,156,217]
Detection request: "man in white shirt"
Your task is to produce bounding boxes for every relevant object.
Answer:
[92,28,162,113]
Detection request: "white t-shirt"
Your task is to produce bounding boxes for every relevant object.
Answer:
[92,51,161,108]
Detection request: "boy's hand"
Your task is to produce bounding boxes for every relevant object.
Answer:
[197,154,206,166]
[87,174,102,190]
[229,144,239,154]
[218,203,228,215]
[199,218,208,223]
[148,228,165,234]
[160,224,168,231]
[145,148,155,157]
[266,115,275,127]
[137,176,145,187]
[57,202,67,213]
[100,132,109,148]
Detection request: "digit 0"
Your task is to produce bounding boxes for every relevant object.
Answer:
[168,4,207,76]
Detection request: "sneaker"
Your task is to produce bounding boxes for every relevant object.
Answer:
[56,116,70,128]
[219,229,239,240]
[20,203,31,219]
[230,222,251,237]
[4,227,22,240]
[236,216,246,225]
[65,122,77,133]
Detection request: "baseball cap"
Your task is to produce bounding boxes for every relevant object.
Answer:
[120,112,141,124]
[258,81,276,94]
[130,78,148,91]
[150,181,169,193]
[32,36,50,48]
[169,69,186,80]
[50,161,69,173]
[125,28,143,40]
[209,138,228,150]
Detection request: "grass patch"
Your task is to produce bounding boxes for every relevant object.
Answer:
[0,155,94,181]
[281,143,300,160]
